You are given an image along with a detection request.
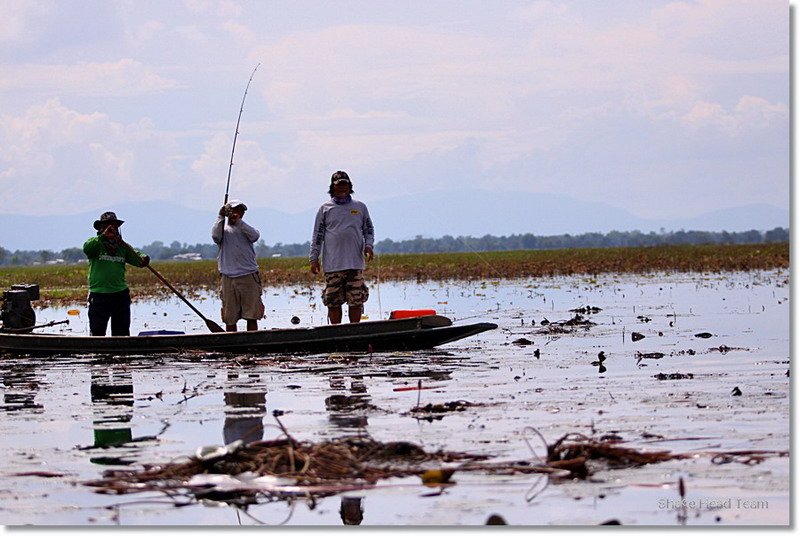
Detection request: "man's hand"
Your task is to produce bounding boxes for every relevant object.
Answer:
[227,206,243,224]
[103,225,120,239]
[364,246,374,262]
[310,261,321,275]
[140,255,150,267]
[219,205,227,217]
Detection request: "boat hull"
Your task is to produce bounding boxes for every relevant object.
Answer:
[0,315,497,356]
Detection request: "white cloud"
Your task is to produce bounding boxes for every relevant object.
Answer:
[0,99,180,213]
[0,0,788,225]
[514,1,569,21]
[0,1,55,44]
[183,0,241,17]
[683,95,788,135]
[174,24,210,45]
[223,20,258,46]
[190,132,294,208]
[0,59,180,96]
[125,20,165,48]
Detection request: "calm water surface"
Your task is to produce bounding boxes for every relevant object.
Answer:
[0,270,790,526]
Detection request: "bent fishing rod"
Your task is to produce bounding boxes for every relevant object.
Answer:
[224,63,260,206]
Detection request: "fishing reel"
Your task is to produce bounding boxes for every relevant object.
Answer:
[1,284,38,333]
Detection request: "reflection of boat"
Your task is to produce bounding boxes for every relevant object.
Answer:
[0,315,497,356]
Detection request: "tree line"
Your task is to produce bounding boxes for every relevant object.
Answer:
[0,227,789,266]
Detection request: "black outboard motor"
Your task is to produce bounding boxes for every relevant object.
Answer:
[1,284,39,333]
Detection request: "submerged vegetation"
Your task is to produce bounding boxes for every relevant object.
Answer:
[0,243,788,307]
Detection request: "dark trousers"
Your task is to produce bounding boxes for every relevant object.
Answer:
[88,289,131,336]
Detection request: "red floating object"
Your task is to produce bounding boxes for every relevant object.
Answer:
[389,309,437,319]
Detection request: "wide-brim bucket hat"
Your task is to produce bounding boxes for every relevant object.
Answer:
[93,211,125,231]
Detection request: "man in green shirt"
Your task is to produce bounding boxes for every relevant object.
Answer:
[83,211,150,336]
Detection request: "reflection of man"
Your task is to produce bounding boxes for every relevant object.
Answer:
[1,364,43,412]
[325,375,370,432]
[223,372,266,445]
[326,374,368,525]
[340,496,364,525]
[90,369,134,453]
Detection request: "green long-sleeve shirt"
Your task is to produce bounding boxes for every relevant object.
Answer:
[83,236,146,294]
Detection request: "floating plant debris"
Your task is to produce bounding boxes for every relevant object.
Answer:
[654,373,694,381]
[570,306,602,314]
[410,400,477,414]
[83,426,716,500]
[534,314,596,335]
[636,351,665,360]
[545,432,686,479]
[85,435,489,496]
[406,400,484,422]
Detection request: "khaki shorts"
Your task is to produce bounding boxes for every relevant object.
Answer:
[323,270,369,307]
[220,272,264,325]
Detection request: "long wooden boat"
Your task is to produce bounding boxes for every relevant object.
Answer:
[0,315,497,356]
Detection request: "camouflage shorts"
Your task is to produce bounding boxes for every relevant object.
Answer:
[322,270,369,307]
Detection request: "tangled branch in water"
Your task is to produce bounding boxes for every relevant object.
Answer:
[85,435,489,496]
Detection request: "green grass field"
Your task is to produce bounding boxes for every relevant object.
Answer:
[0,242,788,307]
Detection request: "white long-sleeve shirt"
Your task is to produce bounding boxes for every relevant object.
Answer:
[211,215,260,278]
[309,198,374,273]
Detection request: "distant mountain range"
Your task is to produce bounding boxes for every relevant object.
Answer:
[0,190,789,252]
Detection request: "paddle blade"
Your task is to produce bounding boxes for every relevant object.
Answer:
[206,319,226,333]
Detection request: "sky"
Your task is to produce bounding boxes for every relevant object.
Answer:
[0,0,790,221]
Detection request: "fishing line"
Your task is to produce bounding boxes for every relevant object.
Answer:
[453,307,528,323]
[375,254,383,319]
[456,236,506,281]
[449,236,560,322]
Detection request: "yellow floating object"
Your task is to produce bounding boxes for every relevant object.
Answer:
[421,468,455,485]
[67,309,80,316]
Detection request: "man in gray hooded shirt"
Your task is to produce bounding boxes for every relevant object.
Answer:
[212,200,264,331]
[309,171,374,324]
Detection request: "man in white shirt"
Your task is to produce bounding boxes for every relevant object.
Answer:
[211,200,264,331]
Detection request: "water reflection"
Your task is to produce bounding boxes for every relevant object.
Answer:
[223,371,267,445]
[1,272,789,526]
[325,374,371,435]
[0,363,44,413]
[89,368,134,465]
[324,374,372,525]
[340,496,364,525]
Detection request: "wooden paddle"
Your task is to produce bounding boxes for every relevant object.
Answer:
[123,242,225,333]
